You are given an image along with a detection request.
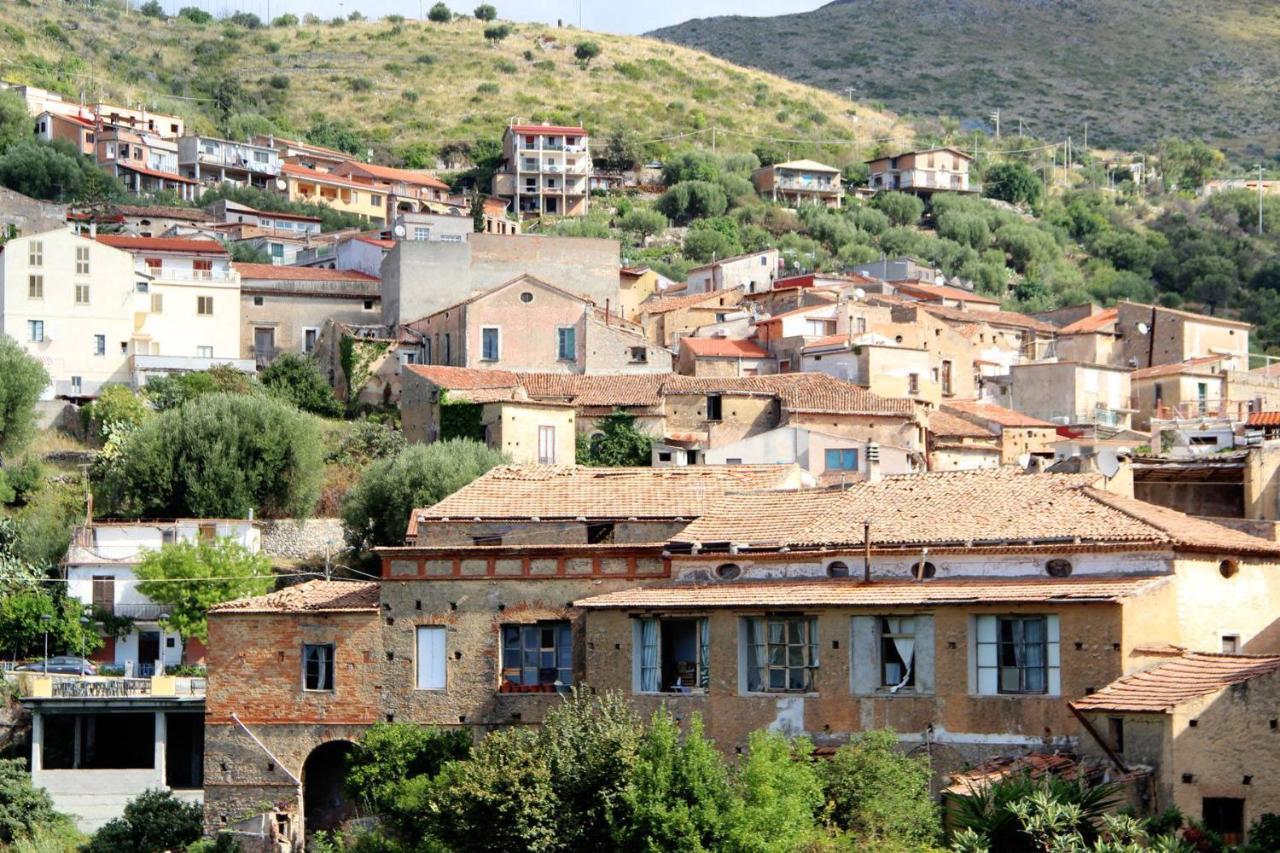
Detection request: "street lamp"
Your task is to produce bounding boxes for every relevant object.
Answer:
[79,614,90,673]
[40,613,52,673]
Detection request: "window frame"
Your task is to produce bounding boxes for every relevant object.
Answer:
[824,448,858,471]
[415,625,447,691]
[481,326,501,362]
[75,245,90,276]
[556,326,576,361]
[27,320,44,343]
[93,334,106,357]
[634,616,710,695]
[196,295,214,316]
[742,614,819,694]
[28,241,43,268]
[879,616,916,690]
[74,283,90,305]
[973,614,1060,696]
[302,643,335,692]
[500,621,573,689]
[28,274,43,299]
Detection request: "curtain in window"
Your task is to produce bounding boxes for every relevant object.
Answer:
[746,618,765,692]
[1020,618,1047,693]
[697,618,710,690]
[889,636,914,694]
[639,619,659,693]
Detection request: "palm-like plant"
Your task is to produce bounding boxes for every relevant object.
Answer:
[949,773,1123,852]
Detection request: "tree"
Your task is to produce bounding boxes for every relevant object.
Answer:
[983,161,1044,207]
[83,790,204,853]
[178,6,214,23]
[0,91,31,156]
[724,730,823,852]
[662,150,722,185]
[871,191,924,226]
[483,23,511,44]
[0,758,73,844]
[1154,137,1224,191]
[0,141,92,201]
[271,13,299,26]
[341,440,507,550]
[0,588,101,661]
[600,129,647,173]
[134,539,272,643]
[97,392,324,519]
[81,383,150,445]
[328,419,406,467]
[683,226,742,263]
[428,2,453,22]
[937,211,990,249]
[656,180,728,224]
[619,208,667,246]
[473,3,497,20]
[259,353,342,417]
[0,334,48,458]
[226,11,263,28]
[575,40,601,67]
[820,729,940,848]
[228,241,271,263]
[138,0,165,17]
[142,365,258,411]
[577,411,653,467]
[346,723,472,819]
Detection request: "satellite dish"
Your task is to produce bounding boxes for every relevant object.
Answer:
[853,287,866,300]
[393,224,407,237]
[1017,453,1032,468]
[275,178,287,191]
[1096,448,1121,479]
[1136,322,1150,335]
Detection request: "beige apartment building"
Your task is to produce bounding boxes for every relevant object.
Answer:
[492,123,591,218]
[866,147,975,195]
[751,159,844,208]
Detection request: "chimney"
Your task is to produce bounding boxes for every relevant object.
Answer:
[865,442,882,483]
[88,221,96,239]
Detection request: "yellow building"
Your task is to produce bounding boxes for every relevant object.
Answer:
[279,164,387,224]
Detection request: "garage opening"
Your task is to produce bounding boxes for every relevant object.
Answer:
[302,740,357,837]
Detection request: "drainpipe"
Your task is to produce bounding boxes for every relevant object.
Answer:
[231,712,301,785]
[862,520,872,583]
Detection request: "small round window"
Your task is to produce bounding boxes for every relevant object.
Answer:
[1046,559,1073,578]
[826,561,850,578]
[914,561,937,579]
[520,291,534,303]
[1220,559,1239,579]
[715,563,741,580]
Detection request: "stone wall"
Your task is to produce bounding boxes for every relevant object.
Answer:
[259,518,346,562]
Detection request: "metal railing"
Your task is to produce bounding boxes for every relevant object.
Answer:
[14,672,207,698]
[110,602,173,621]
[138,267,236,283]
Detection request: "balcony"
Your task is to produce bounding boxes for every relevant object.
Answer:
[776,178,842,194]
[15,672,205,700]
[252,344,280,369]
[132,354,256,377]
[138,267,236,283]
[110,602,174,621]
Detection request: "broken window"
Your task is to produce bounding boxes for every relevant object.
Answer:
[975,614,1060,695]
[880,616,916,691]
[501,622,571,689]
[636,617,708,693]
[303,643,334,691]
[586,522,615,544]
[745,615,818,693]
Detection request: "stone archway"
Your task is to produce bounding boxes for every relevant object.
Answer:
[301,740,357,838]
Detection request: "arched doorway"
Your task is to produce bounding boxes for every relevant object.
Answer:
[302,740,357,838]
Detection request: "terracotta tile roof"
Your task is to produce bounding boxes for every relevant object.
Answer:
[114,162,199,184]
[211,580,379,614]
[671,467,1280,555]
[1247,412,1280,427]
[510,124,587,135]
[417,464,803,522]
[874,295,1056,333]
[521,374,667,407]
[760,303,838,323]
[575,575,1167,610]
[336,161,449,191]
[660,374,915,416]
[1059,308,1118,335]
[281,163,377,191]
[96,235,228,254]
[892,281,1000,305]
[943,400,1056,429]
[802,334,848,351]
[114,204,213,222]
[943,754,1083,797]
[404,364,521,390]
[929,410,996,438]
[233,263,378,282]
[640,289,739,315]
[1071,652,1280,713]
[1129,356,1226,380]
[679,338,770,358]
[355,236,396,249]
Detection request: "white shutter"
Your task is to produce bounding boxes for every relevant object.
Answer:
[416,626,446,690]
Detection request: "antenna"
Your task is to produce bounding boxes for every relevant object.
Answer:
[1096,448,1121,479]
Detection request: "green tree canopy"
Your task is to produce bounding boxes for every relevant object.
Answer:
[96,392,323,519]
[473,3,497,20]
[483,23,512,43]
[0,334,48,458]
[341,440,507,550]
[0,758,73,844]
[259,353,342,417]
[346,723,472,820]
[657,180,729,225]
[820,729,941,848]
[619,208,667,246]
[83,790,204,853]
[0,91,31,155]
[575,41,602,67]
[576,411,653,467]
[428,2,453,22]
[134,538,273,642]
[871,191,925,226]
[142,365,258,411]
[983,161,1044,207]
[0,588,100,660]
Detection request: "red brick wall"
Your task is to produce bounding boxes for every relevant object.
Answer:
[206,612,383,725]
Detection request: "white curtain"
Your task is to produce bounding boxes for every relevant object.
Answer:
[889,637,914,693]
[640,619,659,693]
[697,618,710,690]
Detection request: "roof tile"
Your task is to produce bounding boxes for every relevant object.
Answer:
[1071,652,1280,713]
[211,580,379,614]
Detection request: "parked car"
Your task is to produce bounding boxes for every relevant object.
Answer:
[14,656,97,675]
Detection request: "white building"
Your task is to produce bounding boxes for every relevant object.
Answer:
[64,519,262,674]
[685,249,780,295]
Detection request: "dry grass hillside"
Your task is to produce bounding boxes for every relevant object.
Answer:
[652,0,1280,160]
[0,0,909,168]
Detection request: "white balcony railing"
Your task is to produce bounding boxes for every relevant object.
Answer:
[137,267,236,283]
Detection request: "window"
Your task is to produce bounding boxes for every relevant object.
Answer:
[197,296,213,316]
[91,575,115,614]
[557,327,576,361]
[908,373,920,395]
[197,346,214,358]
[1202,798,1245,845]
[636,617,709,693]
[472,534,501,546]
[538,425,556,464]
[415,626,447,690]
[70,376,81,393]
[586,522,614,544]
[303,643,334,691]
[28,241,42,267]
[75,246,90,275]
[500,622,572,688]
[805,318,836,336]
[630,346,648,363]
[706,394,723,421]
[856,316,867,334]
[1107,717,1124,754]
[75,283,90,304]
[825,449,858,471]
[414,227,431,241]
[974,614,1060,695]
[198,522,217,541]
[941,360,953,396]
[745,615,818,693]
[520,291,534,303]
[270,243,284,259]
[253,296,265,306]
[27,320,43,342]
[880,617,916,690]
[443,333,452,364]
[27,275,42,299]
[363,300,375,310]
[150,293,164,314]
[1222,634,1241,654]
[93,335,105,356]
[481,327,500,361]
[303,328,319,354]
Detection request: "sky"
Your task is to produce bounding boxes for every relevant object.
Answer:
[171,0,826,35]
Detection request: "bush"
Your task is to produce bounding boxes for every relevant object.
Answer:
[983,161,1044,207]
[0,334,49,458]
[0,758,72,844]
[484,23,511,43]
[474,3,497,20]
[619,208,666,245]
[656,180,728,224]
[725,730,823,852]
[346,723,472,820]
[872,191,924,226]
[349,77,373,93]
[428,2,452,22]
[683,226,742,263]
[328,419,406,467]
[820,729,940,847]
[271,13,299,26]
[83,789,203,853]
[178,6,213,23]
[138,0,165,18]
[341,440,507,550]
[135,539,273,642]
[575,41,601,67]
[96,392,324,519]
[81,384,149,445]
[226,11,262,28]
[143,365,257,411]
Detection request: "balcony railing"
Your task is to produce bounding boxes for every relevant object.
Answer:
[138,267,235,283]
[1149,399,1229,421]
[110,602,173,621]
[195,151,280,175]
[776,179,842,193]
[16,672,206,699]
[132,354,257,375]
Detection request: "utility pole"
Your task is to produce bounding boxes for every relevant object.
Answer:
[711,127,716,155]
[989,110,1000,138]
[1083,122,1088,151]
[843,86,857,102]
[1260,163,1266,236]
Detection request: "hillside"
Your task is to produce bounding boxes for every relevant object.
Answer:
[651,0,1280,159]
[0,2,907,169]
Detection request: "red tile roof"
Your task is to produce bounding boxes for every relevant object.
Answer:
[96,235,228,254]
[233,263,378,282]
[575,575,1167,610]
[892,281,1000,305]
[336,161,449,191]
[1071,652,1280,713]
[1129,356,1226,380]
[354,236,396,249]
[942,400,1056,429]
[671,466,1280,555]
[114,162,199,184]
[874,295,1056,333]
[929,410,996,438]
[211,580,379,613]
[281,163,376,191]
[679,337,770,358]
[1059,308,1118,334]
[404,364,521,390]
[1247,412,1280,427]
[510,124,587,135]
[640,289,739,315]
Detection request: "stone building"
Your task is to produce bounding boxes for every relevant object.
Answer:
[636,288,748,348]
[236,263,380,367]
[0,187,66,237]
